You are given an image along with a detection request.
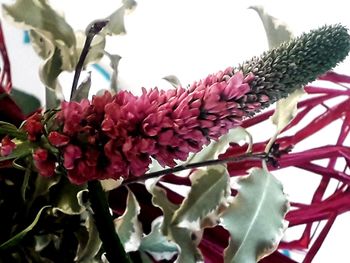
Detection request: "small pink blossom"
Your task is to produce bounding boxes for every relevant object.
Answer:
[33,148,55,177]
[48,131,70,147]
[23,112,43,141]
[0,136,16,156]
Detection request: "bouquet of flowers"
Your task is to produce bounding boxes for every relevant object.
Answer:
[1,1,350,262]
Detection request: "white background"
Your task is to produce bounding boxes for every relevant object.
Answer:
[1,0,350,262]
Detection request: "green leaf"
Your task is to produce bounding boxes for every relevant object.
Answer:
[71,72,92,102]
[220,167,289,263]
[0,121,26,140]
[75,31,106,66]
[172,165,230,231]
[186,127,252,165]
[148,181,203,263]
[0,206,50,250]
[75,213,102,262]
[21,162,31,200]
[105,52,122,92]
[45,86,61,109]
[0,141,32,162]
[33,174,61,199]
[3,0,77,88]
[148,181,179,236]
[163,75,182,88]
[272,88,305,133]
[140,252,154,263]
[103,0,137,36]
[51,178,87,215]
[114,188,142,252]
[169,226,203,263]
[140,217,178,261]
[11,88,41,115]
[249,5,293,49]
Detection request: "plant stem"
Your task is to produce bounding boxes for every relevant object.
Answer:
[70,19,109,100]
[87,180,131,263]
[123,152,268,185]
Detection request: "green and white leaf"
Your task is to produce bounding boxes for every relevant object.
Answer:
[71,72,92,102]
[0,206,50,250]
[272,88,305,133]
[114,189,142,252]
[220,167,289,263]
[169,226,203,263]
[75,212,102,262]
[75,31,106,66]
[147,180,179,235]
[249,5,293,49]
[172,165,230,231]
[3,0,77,88]
[251,5,304,152]
[163,75,182,88]
[186,127,252,165]
[148,181,203,263]
[52,179,87,215]
[103,0,137,36]
[140,217,178,261]
[105,52,122,92]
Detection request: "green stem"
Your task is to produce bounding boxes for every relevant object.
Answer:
[87,180,131,263]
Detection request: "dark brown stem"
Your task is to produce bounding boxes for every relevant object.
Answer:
[70,19,109,100]
[123,152,268,185]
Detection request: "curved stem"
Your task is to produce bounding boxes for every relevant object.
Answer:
[88,180,131,263]
[123,152,268,185]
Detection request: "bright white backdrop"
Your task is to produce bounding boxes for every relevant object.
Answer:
[1,0,350,262]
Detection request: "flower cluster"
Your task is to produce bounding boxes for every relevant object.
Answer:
[25,24,350,184]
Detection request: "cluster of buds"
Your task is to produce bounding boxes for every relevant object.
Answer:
[12,24,350,184]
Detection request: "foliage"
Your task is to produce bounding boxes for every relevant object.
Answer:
[0,2,350,263]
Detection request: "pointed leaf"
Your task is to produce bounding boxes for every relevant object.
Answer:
[114,189,142,252]
[11,88,41,115]
[103,0,137,36]
[75,31,106,66]
[0,141,32,162]
[75,213,102,262]
[105,52,121,92]
[0,206,50,250]
[0,121,26,140]
[3,0,77,88]
[220,167,289,263]
[148,180,179,235]
[187,127,252,165]
[249,5,293,49]
[52,178,87,215]
[71,72,92,102]
[172,165,230,231]
[163,75,182,88]
[272,88,305,133]
[140,217,178,261]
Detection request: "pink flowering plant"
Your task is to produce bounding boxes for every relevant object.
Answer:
[1,1,350,263]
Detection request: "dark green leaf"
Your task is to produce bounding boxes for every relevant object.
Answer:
[11,88,41,115]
